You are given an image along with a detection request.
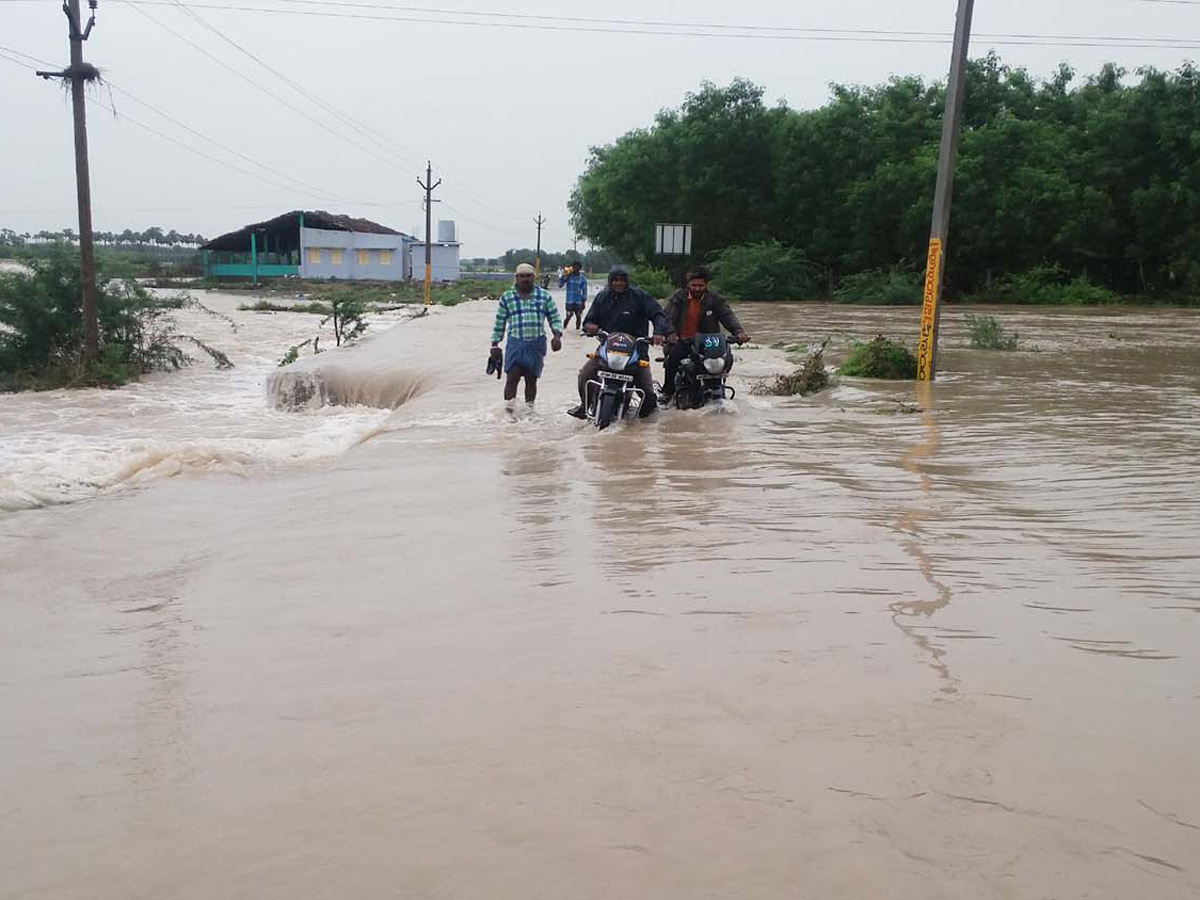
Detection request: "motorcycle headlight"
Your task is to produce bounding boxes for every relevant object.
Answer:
[703,357,725,374]
[607,351,631,371]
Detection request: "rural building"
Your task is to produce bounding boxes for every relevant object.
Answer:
[417,220,462,282]
[202,210,461,283]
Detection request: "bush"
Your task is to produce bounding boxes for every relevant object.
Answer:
[966,314,1018,350]
[986,265,1121,305]
[834,266,923,305]
[708,240,818,301]
[752,340,831,396]
[838,336,918,379]
[0,249,231,391]
[629,265,674,299]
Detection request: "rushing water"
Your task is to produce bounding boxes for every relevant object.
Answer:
[0,290,423,511]
[1,296,1198,899]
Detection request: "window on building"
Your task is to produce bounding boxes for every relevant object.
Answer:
[379,249,393,266]
[306,247,321,265]
[356,249,370,266]
[330,249,344,266]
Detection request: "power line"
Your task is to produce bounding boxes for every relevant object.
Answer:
[104,83,386,207]
[0,44,411,209]
[177,0,1200,46]
[161,0,423,168]
[119,0,525,223]
[156,0,527,222]
[114,0,427,177]
[0,44,58,67]
[116,0,1200,48]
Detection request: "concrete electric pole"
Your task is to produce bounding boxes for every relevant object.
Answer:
[417,161,441,306]
[37,0,101,364]
[533,214,546,276]
[916,0,975,382]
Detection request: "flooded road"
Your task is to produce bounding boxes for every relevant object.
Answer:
[1,298,1198,898]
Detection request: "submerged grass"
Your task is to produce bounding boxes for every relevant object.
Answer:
[838,336,918,379]
[210,278,505,309]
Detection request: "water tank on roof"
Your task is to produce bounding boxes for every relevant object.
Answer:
[437,220,457,243]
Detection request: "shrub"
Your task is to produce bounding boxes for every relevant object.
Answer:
[838,336,918,379]
[708,240,818,301]
[987,265,1121,305]
[966,314,1018,350]
[0,249,231,391]
[629,265,674,299]
[834,266,923,305]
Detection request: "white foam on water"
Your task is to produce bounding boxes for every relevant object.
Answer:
[0,290,408,511]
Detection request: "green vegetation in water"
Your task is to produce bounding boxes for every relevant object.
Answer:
[838,336,918,379]
[209,278,504,309]
[834,267,923,305]
[709,240,819,301]
[753,341,831,396]
[972,266,1121,306]
[278,338,314,367]
[966,314,1019,350]
[0,250,233,391]
[238,299,334,315]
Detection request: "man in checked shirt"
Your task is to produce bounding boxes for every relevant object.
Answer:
[490,263,563,406]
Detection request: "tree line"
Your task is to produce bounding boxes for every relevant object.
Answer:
[495,247,621,272]
[1,227,207,249]
[569,55,1200,300]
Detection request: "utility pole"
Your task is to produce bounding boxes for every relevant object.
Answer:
[417,161,441,306]
[37,0,100,364]
[916,0,975,382]
[533,213,546,276]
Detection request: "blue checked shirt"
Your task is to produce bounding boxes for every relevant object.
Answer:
[491,286,562,343]
[559,272,588,306]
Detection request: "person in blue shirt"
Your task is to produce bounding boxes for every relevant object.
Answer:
[558,260,588,331]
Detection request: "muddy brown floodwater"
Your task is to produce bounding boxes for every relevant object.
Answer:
[1,299,1198,899]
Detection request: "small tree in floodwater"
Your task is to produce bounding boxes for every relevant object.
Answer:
[323,294,369,347]
[966,314,1019,350]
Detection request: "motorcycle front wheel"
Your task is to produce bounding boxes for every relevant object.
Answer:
[596,391,620,430]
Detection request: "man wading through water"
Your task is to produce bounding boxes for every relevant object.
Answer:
[491,263,563,408]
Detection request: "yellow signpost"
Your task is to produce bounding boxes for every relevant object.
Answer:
[915,0,974,382]
[916,238,943,382]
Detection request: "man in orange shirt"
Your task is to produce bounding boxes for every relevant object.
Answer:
[660,267,748,403]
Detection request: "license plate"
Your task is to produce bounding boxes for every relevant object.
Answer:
[603,372,634,382]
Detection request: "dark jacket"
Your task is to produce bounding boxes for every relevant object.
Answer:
[583,287,669,338]
[663,289,743,338]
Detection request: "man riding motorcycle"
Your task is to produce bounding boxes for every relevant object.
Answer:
[660,266,749,403]
[568,265,668,419]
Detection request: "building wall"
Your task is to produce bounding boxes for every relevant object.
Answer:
[299,227,413,281]
[408,242,461,282]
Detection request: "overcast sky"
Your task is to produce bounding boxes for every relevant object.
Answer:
[1,0,1196,255]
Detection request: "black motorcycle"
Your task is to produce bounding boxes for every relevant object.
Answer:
[585,331,651,430]
[663,333,737,410]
